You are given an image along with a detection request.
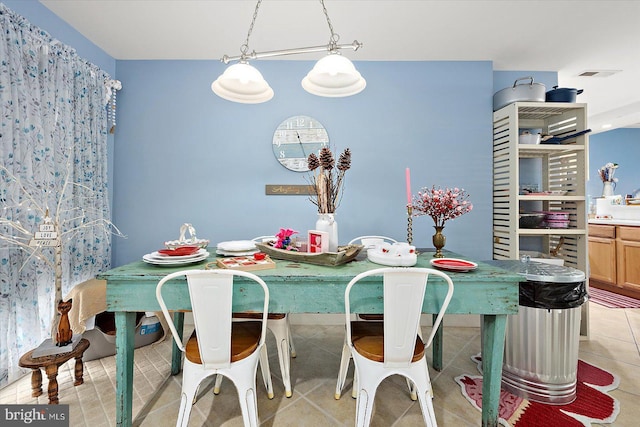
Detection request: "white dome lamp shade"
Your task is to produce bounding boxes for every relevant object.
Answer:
[211,62,274,104]
[302,53,366,97]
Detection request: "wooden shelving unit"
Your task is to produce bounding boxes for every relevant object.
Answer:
[492,102,590,337]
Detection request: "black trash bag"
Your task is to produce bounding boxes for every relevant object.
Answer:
[518,280,588,309]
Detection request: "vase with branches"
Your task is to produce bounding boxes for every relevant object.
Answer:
[307,147,351,214]
[307,147,351,251]
[597,162,619,197]
[411,186,473,257]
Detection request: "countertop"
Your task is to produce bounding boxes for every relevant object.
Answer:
[589,218,640,226]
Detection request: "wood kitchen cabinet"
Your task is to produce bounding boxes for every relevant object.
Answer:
[616,226,640,295]
[588,223,640,299]
[588,224,616,285]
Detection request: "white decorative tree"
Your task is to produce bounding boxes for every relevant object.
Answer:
[0,160,124,344]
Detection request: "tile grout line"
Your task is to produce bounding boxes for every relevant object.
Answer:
[624,308,640,358]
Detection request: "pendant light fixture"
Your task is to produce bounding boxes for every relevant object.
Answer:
[212,0,365,104]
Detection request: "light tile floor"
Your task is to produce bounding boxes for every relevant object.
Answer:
[2,302,639,426]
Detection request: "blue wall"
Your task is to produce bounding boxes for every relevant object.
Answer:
[588,128,640,199]
[6,1,562,267]
[113,60,496,265]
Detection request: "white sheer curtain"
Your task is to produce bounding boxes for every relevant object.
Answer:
[0,4,113,387]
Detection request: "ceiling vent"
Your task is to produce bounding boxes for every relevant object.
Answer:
[578,70,621,78]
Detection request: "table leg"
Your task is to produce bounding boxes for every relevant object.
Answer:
[171,311,184,376]
[432,313,443,371]
[114,311,136,427]
[30,368,43,397]
[44,364,59,404]
[481,314,507,427]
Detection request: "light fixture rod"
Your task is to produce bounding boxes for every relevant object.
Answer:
[221,40,363,64]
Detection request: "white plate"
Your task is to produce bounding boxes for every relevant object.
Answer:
[430,258,478,272]
[367,249,417,267]
[142,251,209,266]
[216,248,259,257]
[217,240,257,252]
[147,248,208,261]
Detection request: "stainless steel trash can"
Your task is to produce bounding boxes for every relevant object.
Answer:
[490,259,587,405]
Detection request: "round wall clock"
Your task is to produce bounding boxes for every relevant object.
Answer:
[272,115,329,172]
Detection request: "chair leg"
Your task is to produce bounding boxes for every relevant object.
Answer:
[416,384,437,427]
[234,375,260,427]
[335,339,352,399]
[286,315,297,358]
[213,349,273,400]
[176,366,201,427]
[175,391,194,427]
[277,336,292,397]
[352,369,358,399]
[213,374,222,395]
[353,370,382,427]
[268,318,293,397]
[259,345,275,399]
[407,378,418,401]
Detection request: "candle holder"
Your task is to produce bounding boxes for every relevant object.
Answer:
[406,205,413,245]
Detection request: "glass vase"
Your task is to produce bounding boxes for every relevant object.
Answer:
[432,225,446,258]
[316,213,338,252]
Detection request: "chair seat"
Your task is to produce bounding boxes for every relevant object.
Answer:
[221,311,295,397]
[185,321,262,364]
[350,321,424,363]
[232,312,287,320]
[356,314,383,321]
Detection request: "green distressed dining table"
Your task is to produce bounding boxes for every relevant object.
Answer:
[99,249,520,427]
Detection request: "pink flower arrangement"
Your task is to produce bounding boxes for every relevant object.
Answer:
[412,186,473,227]
[274,228,298,251]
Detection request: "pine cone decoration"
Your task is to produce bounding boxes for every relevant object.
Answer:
[319,147,335,170]
[337,148,351,171]
[307,153,320,171]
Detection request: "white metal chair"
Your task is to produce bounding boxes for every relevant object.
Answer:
[338,267,454,427]
[215,235,296,398]
[337,236,400,399]
[156,269,272,427]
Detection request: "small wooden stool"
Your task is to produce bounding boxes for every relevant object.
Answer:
[18,338,90,404]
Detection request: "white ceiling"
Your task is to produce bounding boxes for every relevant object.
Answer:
[39,0,640,133]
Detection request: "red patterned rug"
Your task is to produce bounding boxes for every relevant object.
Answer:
[588,287,640,309]
[455,354,620,426]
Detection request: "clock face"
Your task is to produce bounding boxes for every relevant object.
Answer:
[272,115,329,172]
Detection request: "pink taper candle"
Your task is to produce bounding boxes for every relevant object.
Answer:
[405,168,412,205]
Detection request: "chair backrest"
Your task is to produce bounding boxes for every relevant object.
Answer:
[156,269,269,370]
[348,235,398,249]
[344,267,454,368]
